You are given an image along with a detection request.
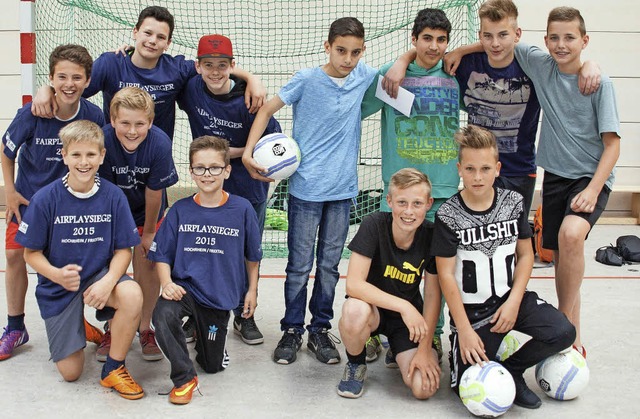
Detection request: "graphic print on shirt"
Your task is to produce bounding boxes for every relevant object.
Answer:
[437,189,522,305]
[398,76,459,165]
[383,258,425,285]
[464,71,530,153]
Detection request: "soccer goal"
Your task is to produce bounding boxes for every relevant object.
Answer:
[32,0,480,257]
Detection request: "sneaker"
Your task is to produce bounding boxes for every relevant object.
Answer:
[182,318,196,343]
[384,348,398,369]
[100,365,144,400]
[169,376,199,405]
[0,327,29,361]
[139,329,164,361]
[365,335,382,362]
[573,344,587,359]
[511,372,542,409]
[337,362,367,398]
[273,328,302,364]
[307,328,341,364]
[433,335,443,362]
[96,330,111,362]
[84,318,104,345]
[233,316,264,345]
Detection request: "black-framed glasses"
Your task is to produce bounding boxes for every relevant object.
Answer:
[190,166,225,176]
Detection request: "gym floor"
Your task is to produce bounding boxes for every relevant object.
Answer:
[0,223,637,418]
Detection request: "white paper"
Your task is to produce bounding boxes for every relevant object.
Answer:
[374,77,415,117]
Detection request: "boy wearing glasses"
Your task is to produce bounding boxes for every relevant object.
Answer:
[149,135,262,405]
[98,87,178,362]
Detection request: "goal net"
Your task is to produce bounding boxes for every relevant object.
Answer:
[33,0,480,257]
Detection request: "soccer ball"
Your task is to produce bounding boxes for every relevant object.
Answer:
[459,361,516,417]
[252,133,301,180]
[495,333,520,362]
[535,347,589,400]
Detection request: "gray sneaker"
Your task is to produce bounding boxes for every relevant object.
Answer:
[337,362,367,398]
[273,329,302,364]
[307,328,341,364]
[233,316,264,345]
[384,348,398,369]
[365,335,382,362]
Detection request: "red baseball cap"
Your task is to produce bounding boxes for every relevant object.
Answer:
[197,34,234,59]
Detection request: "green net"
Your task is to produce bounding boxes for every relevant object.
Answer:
[34,0,480,257]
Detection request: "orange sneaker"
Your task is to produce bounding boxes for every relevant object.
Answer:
[84,318,104,345]
[169,376,199,405]
[100,365,144,400]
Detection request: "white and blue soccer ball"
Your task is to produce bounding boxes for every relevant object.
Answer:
[535,347,589,400]
[252,133,301,180]
[459,361,516,417]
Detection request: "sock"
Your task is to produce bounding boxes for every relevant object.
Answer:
[101,355,125,380]
[7,314,25,332]
[347,347,366,365]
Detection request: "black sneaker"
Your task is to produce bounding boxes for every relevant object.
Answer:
[307,328,341,364]
[511,372,542,409]
[233,316,264,345]
[182,317,196,343]
[273,329,302,364]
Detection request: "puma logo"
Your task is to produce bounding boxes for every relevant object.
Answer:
[402,260,424,276]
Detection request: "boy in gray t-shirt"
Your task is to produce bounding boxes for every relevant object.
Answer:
[514,7,620,358]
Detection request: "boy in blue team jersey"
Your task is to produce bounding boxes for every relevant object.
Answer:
[150,136,262,405]
[98,87,178,361]
[1,44,106,361]
[177,34,282,345]
[16,120,145,400]
[31,6,266,139]
[243,17,379,365]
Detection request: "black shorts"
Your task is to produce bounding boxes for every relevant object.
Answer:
[541,172,610,250]
[373,307,423,355]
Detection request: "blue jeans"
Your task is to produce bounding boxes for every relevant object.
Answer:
[233,200,267,318]
[281,195,350,334]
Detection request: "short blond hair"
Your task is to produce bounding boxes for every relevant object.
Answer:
[547,7,586,36]
[109,87,155,121]
[59,120,104,152]
[389,168,432,197]
[479,0,519,25]
[455,125,499,162]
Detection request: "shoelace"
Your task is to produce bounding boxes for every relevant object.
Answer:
[280,330,301,348]
[112,366,138,388]
[243,317,259,332]
[316,329,342,347]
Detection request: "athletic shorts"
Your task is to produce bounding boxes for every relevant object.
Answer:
[136,218,164,237]
[5,221,22,250]
[542,172,610,250]
[43,268,132,362]
[373,307,433,356]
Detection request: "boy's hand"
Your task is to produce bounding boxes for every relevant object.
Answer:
[570,186,599,213]
[381,65,406,98]
[56,264,82,292]
[140,232,155,258]
[161,281,186,301]
[444,50,463,76]
[579,61,601,95]
[408,348,441,393]
[113,44,133,56]
[490,299,519,333]
[31,85,57,118]
[5,190,29,224]
[400,303,428,343]
[241,155,275,183]
[245,78,267,114]
[242,288,258,318]
[83,277,113,310]
[458,327,489,365]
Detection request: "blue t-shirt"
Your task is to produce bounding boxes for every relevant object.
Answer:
[84,51,196,139]
[514,43,620,188]
[15,178,140,319]
[278,61,378,201]
[148,194,263,311]
[2,100,105,213]
[456,52,539,177]
[178,76,282,204]
[99,124,178,226]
